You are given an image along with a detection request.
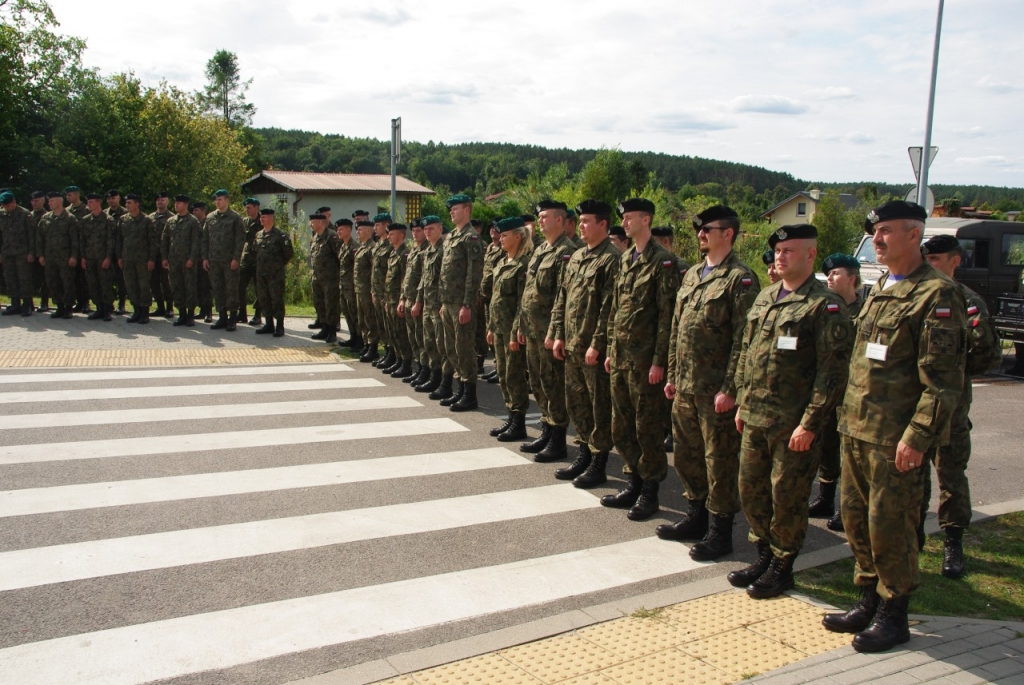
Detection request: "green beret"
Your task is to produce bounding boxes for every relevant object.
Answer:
[0,192,14,204]
[693,205,738,229]
[125,193,142,202]
[316,205,330,213]
[191,201,207,210]
[922,234,961,255]
[174,194,190,203]
[45,191,64,200]
[155,191,169,199]
[63,185,81,194]
[565,209,576,219]
[496,216,525,232]
[352,209,369,218]
[243,197,260,206]
[863,200,927,234]
[821,253,859,275]
[372,212,392,223]
[213,189,230,198]
[105,189,120,198]
[445,193,473,209]
[767,223,818,249]
[30,191,45,199]
[420,215,442,227]
[387,222,408,232]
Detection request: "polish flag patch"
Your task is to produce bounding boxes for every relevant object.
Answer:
[967,305,979,316]
[662,260,674,268]
[827,303,840,313]
[741,277,753,286]
[935,307,951,318]
[563,254,572,261]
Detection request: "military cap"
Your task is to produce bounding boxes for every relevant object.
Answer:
[767,223,818,249]
[0,192,14,205]
[316,205,331,213]
[310,213,326,221]
[692,205,738,229]
[372,212,392,223]
[577,199,612,216]
[242,197,260,206]
[421,215,442,227]
[470,219,483,229]
[519,213,536,223]
[174,194,190,203]
[356,219,374,228]
[259,208,275,216]
[85,193,103,201]
[213,189,230,198]
[535,199,567,214]
[445,193,473,208]
[30,191,45,199]
[565,209,576,220]
[191,201,207,210]
[155,191,169,199]
[921,234,961,255]
[63,185,81,194]
[105,189,121,198]
[352,209,369,218]
[651,225,674,238]
[0,187,8,194]
[335,218,353,227]
[821,253,859,275]
[387,222,408,232]
[496,216,525,232]
[125,193,142,202]
[616,198,656,217]
[863,200,927,234]
[46,191,64,200]
[762,249,775,265]
[609,225,626,238]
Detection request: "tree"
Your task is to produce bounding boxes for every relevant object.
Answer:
[811,190,862,271]
[199,49,255,128]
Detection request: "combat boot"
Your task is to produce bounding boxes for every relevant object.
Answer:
[323,326,337,344]
[225,311,236,331]
[727,541,773,588]
[486,371,500,384]
[202,307,213,323]
[689,513,734,561]
[311,326,330,340]
[808,481,837,518]
[477,354,485,374]
[184,308,194,326]
[116,298,126,315]
[211,310,228,329]
[21,298,33,316]
[307,319,322,329]
[152,302,166,317]
[481,368,497,381]
[822,586,880,633]
[50,305,65,319]
[747,554,796,599]
[237,306,248,324]
[87,306,104,320]
[249,307,262,327]
[826,509,844,532]
[555,443,592,480]
[664,433,673,452]
[627,481,660,521]
[573,451,608,489]
[916,518,926,551]
[62,304,74,319]
[383,354,404,375]
[402,362,421,383]
[490,412,515,437]
[376,347,396,369]
[852,596,910,653]
[391,359,413,379]
[440,380,465,407]
[2,303,21,316]
[163,301,174,318]
[942,527,965,579]
[172,308,187,326]
[126,308,140,323]
[601,473,643,509]
[359,343,379,363]
[497,412,527,441]
[429,373,454,401]
[255,319,274,334]
[38,297,50,312]
[533,425,567,463]
[450,381,478,412]
[417,368,442,393]
[407,364,430,386]
[656,499,709,542]
[519,424,551,454]
[138,310,150,324]
[273,317,285,337]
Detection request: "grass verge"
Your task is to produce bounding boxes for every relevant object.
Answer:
[797,512,1024,622]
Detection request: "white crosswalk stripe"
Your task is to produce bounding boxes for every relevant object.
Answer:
[0,364,351,385]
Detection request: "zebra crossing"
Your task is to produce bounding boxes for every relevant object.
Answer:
[0,362,713,685]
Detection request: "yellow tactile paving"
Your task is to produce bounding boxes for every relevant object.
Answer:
[374,677,418,685]
[660,590,808,633]
[410,653,544,684]
[577,617,706,660]
[746,608,851,655]
[677,627,806,679]
[0,348,338,367]
[556,673,619,685]
[500,634,621,683]
[600,648,732,685]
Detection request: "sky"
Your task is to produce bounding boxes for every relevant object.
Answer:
[47,0,1024,188]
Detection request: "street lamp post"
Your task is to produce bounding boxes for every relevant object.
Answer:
[917,0,944,209]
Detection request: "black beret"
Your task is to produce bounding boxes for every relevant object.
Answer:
[372,212,392,223]
[30,191,45,199]
[335,218,353,227]
[356,219,374,228]
[445,193,473,208]
[616,198,656,216]
[316,206,331,213]
[692,205,738,229]
[155,191,170,199]
[0,187,9,194]
[520,214,535,223]
[767,223,818,249]
[387,222,408,232]
[174,194,190,203]
[863,200,928,234]
[259,208,276,216]
[821,253,859,275]
[125,193,142,202]
[85,193,103,201]
[609,225,626,238]
[651,226,674,238]
[352,209,369,218]
[489,218,499,229]
[762,250,775,265]
[310,213,326,221]
[497,216,525,232]
[471,219,483,229]
[535,199,567,214]
[921,234,961,255]
[45,191,64,200]
[577,199,612,216]
[191,201,207,210]
[105,189,121,198]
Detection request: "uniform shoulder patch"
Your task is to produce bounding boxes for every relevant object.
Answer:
[935,307,951,319]
[967,305,979,316]
[563,254,572,261]
[469,233,478,240]
[662,260,673,268]
[741,276,753,286]
[928,326,957,355]
[680,268,688,276]
[827,303,840,313]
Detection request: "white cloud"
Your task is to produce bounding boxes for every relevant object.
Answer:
[955,156,1016,167]
[952,126,988,138]
[730,95,809,115]
[977,75,1021,94]
[805,86,856,101]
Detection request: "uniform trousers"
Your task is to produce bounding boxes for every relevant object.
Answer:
[84,259,114,308]
[208,261,239,312]
[441,303,477,382]
[610,363,668,482]
[672,392,742,515]
[423,308,450,373]
[168,261,197,311]
[493,333,529,412]
[564,349,613,452]
[256,267,286,320]
[122,260,153,309]
[2,254,34,303]
[525,337,568,428]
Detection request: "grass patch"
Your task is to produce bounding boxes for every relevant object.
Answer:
[798,512,1024,622]
[630,606,667,621]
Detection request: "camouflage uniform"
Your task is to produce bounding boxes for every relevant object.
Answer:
[402,241,428,366]
[37,209,81,308]
[310,228,342,329]
[0,204,36,306]
[479,241,505,356]
[30,207,48,304]
[201,208,246,314]
[516,234,576,429]
[607,240,681,481]
[237,214,261,316]
[371,239,393,347]
[439,224,484,382]
[68,202,90,307]
[418,237,449,373]
[548,236,621,453]
[490,253,531,412]
[106,205,127,308]
[736,277,853,558]
[839,263,966,599]
[194,215,213,313]
[254,226,294,320]
[338,237,359,339]
[668,251,760,514]
[354,239,378,344]
[818,294,865,485]
[385,241,412,361]
[161,213,201,312]
[149,209,174,307]
[78,211,116,310]
[116,212,158,309]
[921,283,1001,530]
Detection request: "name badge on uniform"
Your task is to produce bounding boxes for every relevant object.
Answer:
[866,342,888,361]
[777,336,798,350]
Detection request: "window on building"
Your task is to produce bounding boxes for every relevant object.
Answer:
[406,195,421,220]
[796,202,807,217]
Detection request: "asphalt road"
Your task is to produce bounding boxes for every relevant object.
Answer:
[0,360,1019,685]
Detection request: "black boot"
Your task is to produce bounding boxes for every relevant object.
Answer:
[273,317,285,337]
[307,319,322,329]
[808,481,837,518]
[359,343,380,363]
[126,308,140,323]
[163,302,174,318]
[39,297,50,312]
[403,363,422,383]
[50,305,65,319]
[689,513,734,561]
[486,371,500,384]
[408,364,430,386]
[533,425,567,463]
[429,373,454,401]
[601,473,643,509]
[477,354,485,374]
[916,517,926,551]
[211,310,228,329]
[62,304,74,319]
[440,380,464,407]
[256,319,274,334]
[747,554,796,599]
[323,326,337,344]
[225,311,236,331]
[656,499,709,542]
[417,368,443,393]
[664,433,673,452]
[852,596,911,653]
[556,444,592,480]
[185,308,195,327]
[383,354,404,375]
[451,381,478,412]
[520,424,552,454]
[102,304,112,321]
[203,307,213,323]
[153,302,166,317]
[826,509,845,532]
[823,586,880,634]
[490,412,515,437]
[21,298,33,316]
[481,368,498,381]
[172,308,187,326]
[311,326,330,340]
[236,306,248,324]
[573,451,608,489]
[87,306,103,320]
[727,542,773,588]
[627,481,660,521]
[374,346,394,368]
[391,359,413,379]
[497,412,527,442]
[942,527,965,579]
[249,308,262,327]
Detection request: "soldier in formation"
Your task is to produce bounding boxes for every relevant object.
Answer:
[79,193,116,322]
[399,219,429,385]
[382,222,413,377]
[253,207,293,337]
[308,212,342,344]
[336,217,361,350]
[237,198,263,327]
[202,189,245,331]
[354,219,380,362]
[117,194,157,324]
[162,195,201,327]
[150,192,175,318]
[370,213,395,368]
[412,216,450,396]
[0,191,37,317]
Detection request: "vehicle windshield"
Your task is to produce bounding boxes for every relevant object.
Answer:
[855,237,878,265]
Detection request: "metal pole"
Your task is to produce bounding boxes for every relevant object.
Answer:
[917,0,944,210]
[390,118,399,218]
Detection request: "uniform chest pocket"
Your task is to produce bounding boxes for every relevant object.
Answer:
[872,310,915,361]
[498,274,518,297]
[702,285,731,327]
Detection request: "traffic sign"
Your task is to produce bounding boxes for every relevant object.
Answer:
[905,186,936,216]
[908,146,938,181]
